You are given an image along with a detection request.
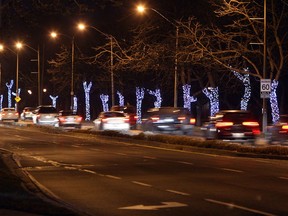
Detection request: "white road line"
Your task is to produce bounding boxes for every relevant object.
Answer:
[82,169,97,174]
[132,181,152,187]
[205,199,276,216]
[177,161,194,165]
[106,175,122,180]
[279,176,288,180]
[116,152,127,156]
[72,145,81,148]
[166,189,190,196]
[143,156,157,159]
[220,168,243,173]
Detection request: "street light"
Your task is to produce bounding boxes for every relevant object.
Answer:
[77,23,115,106]
[50,31,75,110]
[137,4,179,107]
[15,42,22,112]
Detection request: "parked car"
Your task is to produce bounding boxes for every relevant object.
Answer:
[20,107,36,121]
[268,114,288,143]
[201,110,260,140]
[0,108,19,122]
[57,110,82,129]
[141,107,196,135]
[32,105,58,126]
[110,105,137,129]
[93,111,130,131]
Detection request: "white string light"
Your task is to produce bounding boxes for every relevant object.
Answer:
[83,81,92,121]
[73,96,78,113]
[203,87,219,116]
[0,95,3,110]
[117,91,124,106]
[49,95,58,108]
[136,87,145,123]
[100,94,109,112]
[270,79,280,124]
[6,80,13,108]
[182,84,197,111]
[148,89,162,108]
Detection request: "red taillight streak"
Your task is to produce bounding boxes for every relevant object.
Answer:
[102,118,108,123]
[76,117,82,122]
[190,118,196,125]
[134,116,138,120]
[124,117,130,123]
[59,117,66,122]
[151,116,159,122]
[242,121,259,127]
[282,125,288,130]
[252,129,261,135]
[215,122,234,127]
[178,116,186,121]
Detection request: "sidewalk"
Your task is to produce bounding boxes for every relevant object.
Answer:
[0,149,82,216]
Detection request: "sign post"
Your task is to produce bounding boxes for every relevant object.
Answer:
[260,79,271,98]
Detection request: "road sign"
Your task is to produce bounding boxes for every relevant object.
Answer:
[260,79,271,98]
[15,96,21,102]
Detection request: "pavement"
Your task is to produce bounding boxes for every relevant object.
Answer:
[0,149,84,216]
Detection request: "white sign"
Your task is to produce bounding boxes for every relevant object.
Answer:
[260,79,271,93]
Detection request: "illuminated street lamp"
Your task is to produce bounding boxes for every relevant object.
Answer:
[50,31,75,110]
[137,4,179,107]
[77,23,115,106]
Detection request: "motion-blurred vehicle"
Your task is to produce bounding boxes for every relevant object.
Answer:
[20,107,35,120]
[141,107,195,135]
[32,105,58,126]
[268,114,288,143]
[110,105,137,129]
[201,110,260,140]
[57,110,82,129]
[93,111,130,131]
[0,108,19,122]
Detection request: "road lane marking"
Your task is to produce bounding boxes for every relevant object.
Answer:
[105,175,122,180]
[119,202,187,210]
[177,161,194,165]
[279,176,288,180]
[166,189,190,196]
[132,181,152,187]
[82,169,97,174]
[143,156,157,159]
[220,168,243,173]
[116,152,127,156]
[205,199,276,216]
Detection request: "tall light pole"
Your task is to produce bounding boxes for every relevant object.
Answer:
[78,23,115,106]
[137,5,179,107]
[50,32,75,110]
[262,0,267,134]
[15,42,23,112]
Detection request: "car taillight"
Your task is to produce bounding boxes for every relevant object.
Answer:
[15,112,19,116]
[282,125,288,130]
[76,117,82,122]
[252,129,261,135]
[102,118,108,123]
[151,116,159,122]
[134,115,138,120]
[242,121,259,127]
[37,114,41,118]
[215,122,234,127]
[178,116,186,121]
[124,116,130,123]
[59,117,66,122]
[190,118,196,125]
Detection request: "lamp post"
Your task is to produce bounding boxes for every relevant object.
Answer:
[78,23,115,106]
[137,5,179,107]
[50,32,75,110]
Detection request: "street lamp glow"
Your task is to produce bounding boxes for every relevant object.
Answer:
[77,23,86,31]
[50,32,58,38]
[136,5,146,13]
[0,44,4,51]
[15,42,23,49]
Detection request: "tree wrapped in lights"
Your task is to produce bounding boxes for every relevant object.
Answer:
[0,95,3,110]
[100,94,109,112]
[148,89,162,108]
[73,96,78,113]
[6,80,13,108]
[136,87,145,123]
[117,91,124,106]
[83,81,92,121]
[49,95,58,108]
[203,87,219,117]
[270,80,280,124]
[182,84,197,111]
[232,69,251,110]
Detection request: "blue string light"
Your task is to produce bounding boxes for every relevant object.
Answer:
[136,87,145,123]
[6,80,13,108]
[203,87,219,116]
[182,84,197,111]
[270,79,280,124]
[148,89,162,108]
[83,81,92,121]
[0,95,3,110]
[73,96,78,113]
[49,95,58,108]
[100,94,109,112]
[117,91,124,106]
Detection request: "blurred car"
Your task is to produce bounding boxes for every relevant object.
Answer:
[32,105,58,126]
[141,107,196,135]
[20,107,35,121]
[93,111,130,131]
[0,108,19,122]
[110,105,137,129]
[57,110,82,129]
[268,114,288,143]
[201,110,260,140]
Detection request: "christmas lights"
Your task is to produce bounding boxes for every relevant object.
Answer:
[100,94,109,112]
[6,80,13,108]
[233,68,251,110]
[83,81,92,121]
[203,87,219,116]
[182,84,197,111]
[0,95,3,110]
[136,87,145,123]
[148,89,162,108]
[270,80,280,124]
[49,95,58,108]
[73,96,78,113]
[117,91,124,106]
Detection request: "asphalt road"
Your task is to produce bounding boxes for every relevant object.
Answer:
[1,125,288,216]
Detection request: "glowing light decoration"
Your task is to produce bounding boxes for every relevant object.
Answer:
[117,91,124,106]
[182,84,197,111]
[270,80,280,124]
[83,81,92,121]
[73,96,78,113]
[148,89,162,108]
[203,87,219,116]
[12,88,21,109]
[49,95,58,108]
[0,95,3,110]
[100,94,109,112]
[6,80,13,108]
[136,87,145,123]
[232,68,251,110]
